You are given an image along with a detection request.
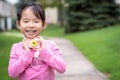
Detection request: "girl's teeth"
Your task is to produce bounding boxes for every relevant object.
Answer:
[26,30,36,32]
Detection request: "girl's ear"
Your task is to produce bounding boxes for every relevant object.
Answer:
[43,22,46,30]
[16,20,20,30]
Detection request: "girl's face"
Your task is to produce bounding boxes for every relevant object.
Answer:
[17,7,46,39]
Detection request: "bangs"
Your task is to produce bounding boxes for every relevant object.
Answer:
[17,2,45,23]
[32,5,45,22]
[32,6,41,19]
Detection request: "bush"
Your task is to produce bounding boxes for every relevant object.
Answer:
[64,0,120,33]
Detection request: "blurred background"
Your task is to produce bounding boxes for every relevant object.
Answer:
[0,0,120,32]
[0,0,120,80]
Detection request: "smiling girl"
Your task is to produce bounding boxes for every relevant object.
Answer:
[8,2,66,80]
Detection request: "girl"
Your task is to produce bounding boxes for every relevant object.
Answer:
[8,2,66,80]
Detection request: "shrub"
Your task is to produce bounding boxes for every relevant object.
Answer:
[64,0,120,33]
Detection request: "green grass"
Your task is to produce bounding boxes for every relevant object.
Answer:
[41,24,64,37]
[65,25,120,80]
[43,24,120,80]
[0,34,22,80]
[0,24,120,80]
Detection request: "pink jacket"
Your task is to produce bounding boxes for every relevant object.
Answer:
[8,40,66,80]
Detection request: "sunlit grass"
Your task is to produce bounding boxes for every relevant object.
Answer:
[42,24,120,80]
[41,24,64,37]
[65,24,120,80]
[0,34,22,80]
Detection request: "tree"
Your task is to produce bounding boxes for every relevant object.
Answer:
[64,0,120,33]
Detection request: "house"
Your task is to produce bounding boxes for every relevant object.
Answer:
[45,7,59,24]
[0,1,16,31]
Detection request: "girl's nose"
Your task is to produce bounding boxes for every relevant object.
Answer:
[29,22,34,28]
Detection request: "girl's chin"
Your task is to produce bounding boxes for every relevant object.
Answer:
[25,35,37,39]
[25,34,40,39]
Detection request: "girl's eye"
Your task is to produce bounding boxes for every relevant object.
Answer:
[34,20,40,23]
[23,21,28,23]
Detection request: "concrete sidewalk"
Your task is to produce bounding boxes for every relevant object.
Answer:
[49,37,108,80]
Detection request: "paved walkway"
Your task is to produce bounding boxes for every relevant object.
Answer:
[3,32,108,80]
[48,37,108,80]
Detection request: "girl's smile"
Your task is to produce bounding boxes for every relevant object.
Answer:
[25,29,37,35]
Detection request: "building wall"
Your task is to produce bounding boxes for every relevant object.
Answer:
[0,1,16,31]
[45,7,58,24]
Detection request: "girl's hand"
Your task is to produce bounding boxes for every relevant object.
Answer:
[22,38,30,51]
[37,36,44,49]
[22,36,44,51]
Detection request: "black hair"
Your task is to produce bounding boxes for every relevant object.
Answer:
[17,2,45,24]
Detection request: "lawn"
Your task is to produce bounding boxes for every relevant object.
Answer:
[0,24,120,80]
[65,25,120,80]
[43,24,120,80]
[0,34,22,80]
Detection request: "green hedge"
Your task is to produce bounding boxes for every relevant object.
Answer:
[64,0,120,33]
